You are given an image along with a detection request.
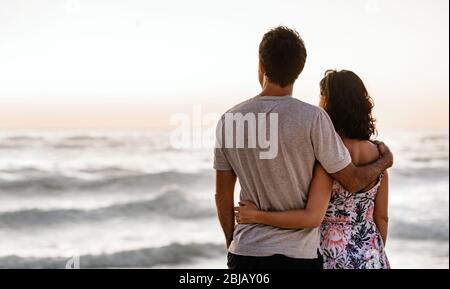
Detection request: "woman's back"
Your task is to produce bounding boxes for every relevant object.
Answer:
[343,139,380,191]
[320,138,390,269]
[343,139,379,165]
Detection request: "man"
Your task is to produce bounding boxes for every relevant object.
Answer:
[214,26,393,269]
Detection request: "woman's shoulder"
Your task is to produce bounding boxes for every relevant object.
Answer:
[343,139,380,166]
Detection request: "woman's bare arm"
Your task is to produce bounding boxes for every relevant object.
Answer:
[235,163,333,229]
[373,170,389,245]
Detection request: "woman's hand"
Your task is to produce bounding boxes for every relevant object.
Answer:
[234,200,261,224]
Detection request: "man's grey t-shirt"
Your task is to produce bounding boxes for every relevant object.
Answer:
[214,95,351,259]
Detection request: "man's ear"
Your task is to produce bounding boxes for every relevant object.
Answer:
[258,60,266,87]
[258,60,265,75]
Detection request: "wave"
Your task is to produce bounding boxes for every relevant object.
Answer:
[0,133,174,151]
[390,167,449,180]
[0,242,226,269]
[0,190,215,229]
[0,166,141,179]
[0,135,44,148]
[0,171,212,193]
[2,135,44,141]
[409,156,449,163]
[419,134,449,143]
[0,167,46,175]
[390,220,449,241]
[50,135,129,149]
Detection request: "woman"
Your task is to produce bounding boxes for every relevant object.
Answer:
[235,70,390,269]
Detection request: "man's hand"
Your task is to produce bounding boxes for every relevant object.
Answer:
[373,140,394,169]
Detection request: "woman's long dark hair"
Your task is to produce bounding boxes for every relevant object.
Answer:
[320,70,377,140]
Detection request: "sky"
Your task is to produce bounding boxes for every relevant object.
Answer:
[0,0,448,130]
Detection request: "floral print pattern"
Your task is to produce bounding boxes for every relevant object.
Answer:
[320,175,390,269]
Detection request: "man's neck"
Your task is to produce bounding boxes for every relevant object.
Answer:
[259,82,294,97]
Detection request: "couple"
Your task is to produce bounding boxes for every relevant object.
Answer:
[214,26,393,269]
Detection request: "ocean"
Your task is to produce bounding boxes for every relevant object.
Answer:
[0,130,448,269]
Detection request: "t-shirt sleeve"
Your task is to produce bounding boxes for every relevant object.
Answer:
[214,148,233,171]
[213,117,233,171]
[311,109,352,174]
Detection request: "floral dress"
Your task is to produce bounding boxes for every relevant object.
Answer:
[320,175,390,269]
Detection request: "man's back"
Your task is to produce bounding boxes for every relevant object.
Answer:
[214,95,351,258]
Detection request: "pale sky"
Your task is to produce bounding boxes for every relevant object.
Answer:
[0,0,448,130]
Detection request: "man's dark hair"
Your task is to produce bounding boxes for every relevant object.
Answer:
[259,26,307,87]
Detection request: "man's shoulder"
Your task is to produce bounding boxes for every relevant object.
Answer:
[284,98,327,122]
[224,96,258,114]
[218,96,325,125]
[224,96,323,112]
[290,98,323,113]
[216,97,257,126]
